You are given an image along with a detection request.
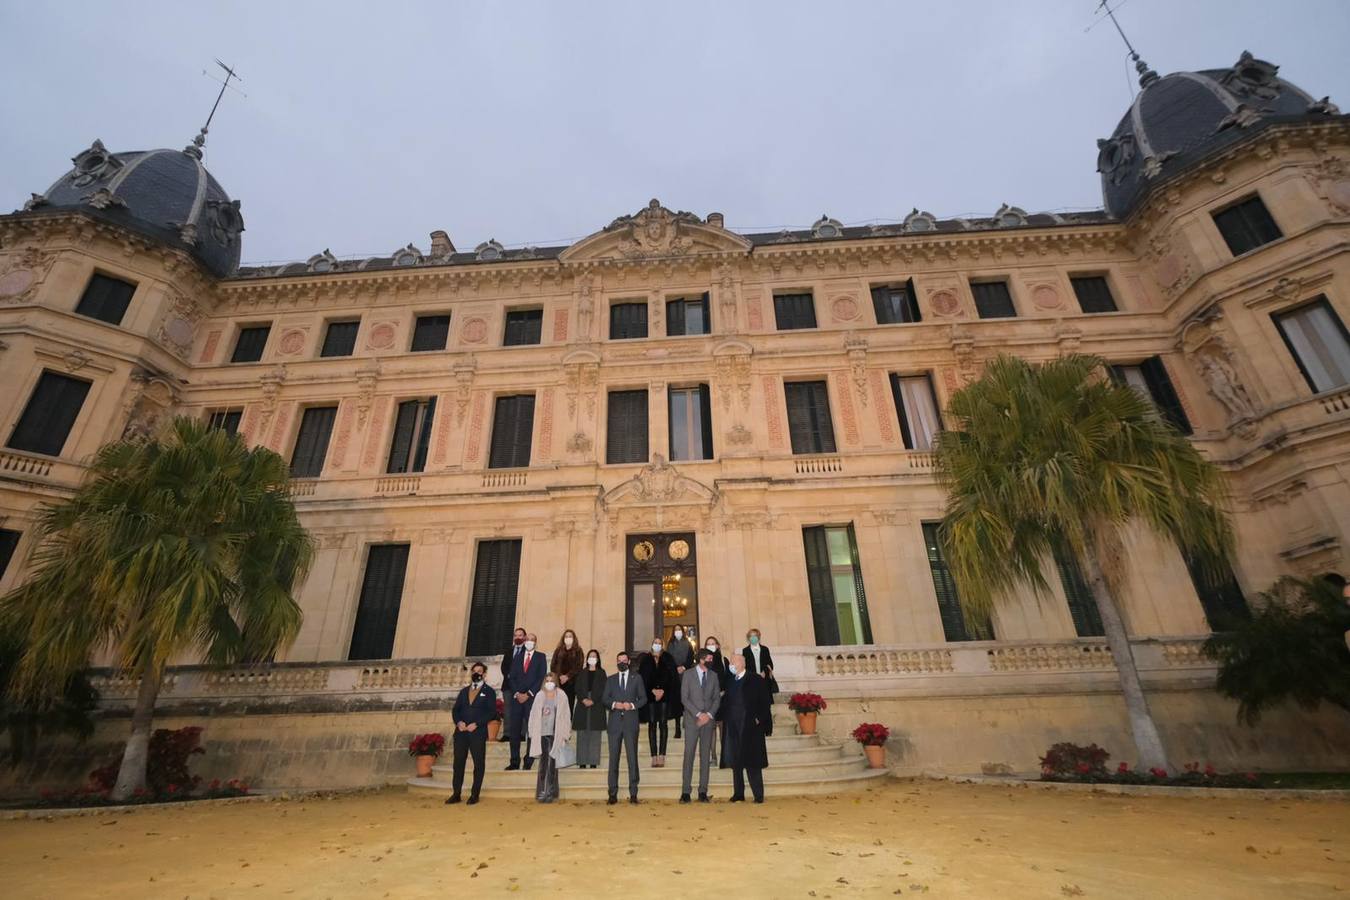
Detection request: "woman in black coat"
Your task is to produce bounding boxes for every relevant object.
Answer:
[719,661,772,803]
[572,650,607,768]
[637,642,678,766]
[741,628,777,735]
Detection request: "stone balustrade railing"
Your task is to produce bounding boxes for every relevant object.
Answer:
[793,455,844,475]
[1318,385,1350,416]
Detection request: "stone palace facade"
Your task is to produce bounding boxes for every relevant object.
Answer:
[1,50,1348,785]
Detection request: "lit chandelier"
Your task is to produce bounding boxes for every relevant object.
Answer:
[661,573,688,618]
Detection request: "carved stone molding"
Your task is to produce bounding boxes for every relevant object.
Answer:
[844,333,869,407]
[566,431,593,455]
[353,362,379,430]
[602,454,718,507]
[156,290,203,360]
[453,356,477,425]
[1178,312,1258,436]
[948,325,978,383]
[725,423,752,447]
[121,368,179,440]
[714,265,739,333]
[0,246,56,305]
[563,349,601,419]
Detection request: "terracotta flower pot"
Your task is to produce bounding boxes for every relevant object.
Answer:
[796,711,818,735]
[863,744,886,769]
[415,754,436,778]
[487,720,502,741]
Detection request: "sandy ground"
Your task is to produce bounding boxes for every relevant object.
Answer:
[1,780,1347,899]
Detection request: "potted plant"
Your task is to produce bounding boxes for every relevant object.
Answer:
[487,698,505,741]
[787,692,827,735]
[852,722,890,769]
[408,732,446,778]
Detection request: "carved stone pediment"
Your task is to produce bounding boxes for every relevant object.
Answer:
[602,454,718,508]
[559,199,752,263]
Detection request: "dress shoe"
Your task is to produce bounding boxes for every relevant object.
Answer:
[445,794,462,805]
[698,793,711,803]
[679,793,691,804]
[753,797,764,804]
[629,796,640,805]
[467,796,480,805]
[607,795,618,805]
[505,762,520,771]
[729,795,745,803]
[523,760,534,771]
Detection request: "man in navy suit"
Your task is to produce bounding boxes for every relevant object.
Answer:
[506,632,548,770]
[446,661,496,805]
[499,626,527,743]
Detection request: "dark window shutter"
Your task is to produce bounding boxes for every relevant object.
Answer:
[845,524,874,644]
[903,279,921,322]
[0,528,20,581]
[466,539,523,656]
[290,406,338,477]
[207,409,242,435]
[411,396,436,472]
[1070,276,1118,313]
[610,302,648,340]
[606,390,649,464]
[1212,195,1282,256]
[7,371,92,457]
[923,523,986,642]
[348,543,410,660]
[74,274,136,325]
[695,293,710,334]
[1140,356,1192,435]
[320,321,360,357]
[697,383,714,459]
[386,400,420,473]
[666,298,686,336]
[774,293,816,330]
[1182,551,1249,632]
[1052,546,1105,637]
[231,326,270,363]
[785,381,836,454]
[871,282,921,325]
[504,309,543,346]
[411,315,450,352]
[971,281,1017,319]
[488,395,535,469]
[802,526,841,645]
[888,372,915,449]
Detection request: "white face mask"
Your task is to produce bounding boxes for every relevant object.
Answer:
[564,636,574,648]
[727,662,738,675]
[587,657,599,668]
[652,643,662,653]
[524,640,535,651]
[673,630,683,639]
[544,681,556,691]
[707,643,718,652]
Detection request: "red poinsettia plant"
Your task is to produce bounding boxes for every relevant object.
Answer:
[851,723,890,747]
[787,692,828,714]
[408,733,446,758]
[494,698,505,720]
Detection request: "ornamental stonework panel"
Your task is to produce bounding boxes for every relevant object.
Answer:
[870,369,895,444]
[330,400,355,470]
[431,392,453,466]
[361,396,392,469]
[552,307,569,343]
[199,329,222,364]
[763,375,785,450]
[464,392,487,464]
[538,387,554,462]
[834,371,860,446]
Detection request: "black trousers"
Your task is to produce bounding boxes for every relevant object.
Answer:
[607,720,640,798]
[646,700,668,756]
[733,765,764,802]
[452,732,487,798]
[507,695,534,766]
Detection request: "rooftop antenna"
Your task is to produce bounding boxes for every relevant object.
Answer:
[1095,1,1158,88]
[184,59,244,159]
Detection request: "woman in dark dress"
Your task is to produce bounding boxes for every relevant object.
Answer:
[572,649,607,768]
[740,627,777,735]
[551,629,584,709]
[666,626,694,738]
[637,637,678,767]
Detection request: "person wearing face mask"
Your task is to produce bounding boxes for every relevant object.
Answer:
[637,637,677,767]
[601,650,646,804]
[527,672,575,802]
[498,627,527,743]
[666,627,694,739]
[719,654,771,803]
[551,629,584,709]
[741,628,778,735]
[572,649,607,768]
[703,636,729,763]
[446,661,496,805]
[506,632,548,771]
[679,648,722,803]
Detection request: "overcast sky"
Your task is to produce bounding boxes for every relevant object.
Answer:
[2,1,1347,266]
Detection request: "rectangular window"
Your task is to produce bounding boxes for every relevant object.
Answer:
[666,294,710,336]
[410,314,450,352]
[802,524,873,646]
[668,385,713,461]
[503,309,543,347]
[6,371,91,457]
[774,293,817,330]
[230,325,271,363]
[1274,298,1350,393]
[386,397,437,473]
[289,405,338,478]
[871,281,921,324]
[0,528,20,582]
[1212,194,1282,256]
[1052,546,1105,638]
[889,373,942,451]
[74,273,136,326]
[1070,276,1118,314]
[605,389,649,465]
[609,302,648,340]
[465,538,523,657]
[971,281,1017,319]
[784,380,836,454]
[922,523,988,642]
[487,394,535,469]
[1110,358,1192,435]
[206,409,243,435]
[347,543,410,661]
[319,320,360,357]
[1182,551,1249,632]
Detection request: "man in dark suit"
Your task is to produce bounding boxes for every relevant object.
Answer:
[721,655,771,803]
[498,627,526,743]
[446,661,496,805]
[679,648,722,803]
[506,632,547,770]
[601,650,646,804]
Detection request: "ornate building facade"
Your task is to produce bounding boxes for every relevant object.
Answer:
[1,51,1348,784]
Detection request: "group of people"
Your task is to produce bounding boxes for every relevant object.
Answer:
[445,626,778,805]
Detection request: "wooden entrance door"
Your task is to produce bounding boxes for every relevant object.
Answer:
[625,532,698,653]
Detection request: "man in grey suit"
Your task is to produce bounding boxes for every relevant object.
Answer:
[601,650,646,805]
[680,648,722,803]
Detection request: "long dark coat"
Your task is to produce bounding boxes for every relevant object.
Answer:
[720,671,771,771]
[705,649,730,720]
[636,651,678,722]
[666,637,695,718]
[572,665,608,731]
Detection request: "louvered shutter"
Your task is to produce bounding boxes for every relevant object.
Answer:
[489,395,534,469]
[903,279,921,322]
[504,309,542,346]
[348,544,410,660]
[845,524,874,644]
[0,528,20,581]
[7,372,92,457]
[889,373,915,449]
[606,390,649,464]
[1052,545,1105,637]
[290,406,337,477]
[231,326,270,362]
[1140,357,1192,435]
[971,282,1016,319]
[1070,276,1117,313]
[923,523,984,642]
[774,293,816,330]
[320,321,360,357]
[785,381,835,454]
[697,383,714,459]
[75,274,136,325]
[411,397,436,472]
[1182,551,1249,632]
[802,526,840,645]
[666,298,686,336]
[386,400,420,473]
[207,409,242,435]
[411,315,450,352]
[610,303,648,340]
[466,539,523,656]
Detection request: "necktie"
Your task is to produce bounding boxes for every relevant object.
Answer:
[469,685,479,705]
[621,673,626,692]
[699,670,704,687]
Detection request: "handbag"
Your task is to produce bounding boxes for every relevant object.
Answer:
[556,737,577,769]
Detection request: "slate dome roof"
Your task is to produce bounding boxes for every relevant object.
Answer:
[25,138,243,277]
[1098,51,1339,218]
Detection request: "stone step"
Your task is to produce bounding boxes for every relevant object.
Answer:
[458,741,849,766]
[427,752,867,785]
[474,732,824,751]
[407,766,889,800]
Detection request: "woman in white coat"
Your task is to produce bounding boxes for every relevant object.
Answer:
[528,672,575,802]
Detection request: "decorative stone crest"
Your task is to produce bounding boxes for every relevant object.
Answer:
[63,350,91,372]
[1180,314,1258,437]
[0,247,55,305]
[121,369,179,440]
[277,328,307,356]
[902,209,937,233]
[1030,283,1063,310]
[367,322,397,350]
[474,240,504,262]
[453,356,477,425]
[605,199,699,258]
[565,431,593,455]
[307,249,338,273]
[1219,51,1282,101]
[929,289,961,317]
[206,199,245,246]
[603,454,717,507]
[69,139,123,188]
[83,187,126,210]
[845,333,869,407]
[830,295,860,322]
[811,215,844,239]
[461,317,488,344]
[156,291,202,360]
[1096,134,1137,186]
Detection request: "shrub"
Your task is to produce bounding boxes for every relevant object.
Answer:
[202,778,252,798]
[408,732,446,757]
[851,723,889,746]
[494,698,505,720]
[1039,742,1110,779]
[1038,748,1266,789]
[787,692,827,714]
[88,726,205,793]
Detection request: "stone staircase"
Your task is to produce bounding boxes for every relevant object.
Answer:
[407,713,887,800]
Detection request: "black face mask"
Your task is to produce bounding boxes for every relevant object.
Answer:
[616,662,630,672]
[471,673,484,683]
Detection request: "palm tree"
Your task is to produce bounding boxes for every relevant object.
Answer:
[0,417,313,800]
[935,355,1235,772]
